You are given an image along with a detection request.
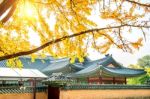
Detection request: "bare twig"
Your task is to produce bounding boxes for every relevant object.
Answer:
[118,27,127,51]
[125,0,150,7]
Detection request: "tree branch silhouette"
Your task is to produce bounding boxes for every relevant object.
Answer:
[0,24,149,61]
[125,0,150,7]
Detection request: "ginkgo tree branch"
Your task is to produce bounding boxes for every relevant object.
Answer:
[33,0,150,8]
[0,0,149,24]
[0,24,149,61]
[0,0,17,23]
[1,4,16,23]
[125,0,150,7]
[0,0,16,16]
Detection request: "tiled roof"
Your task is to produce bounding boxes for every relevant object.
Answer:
[0,54,146,78]
[0,60,7,67]
[0,67,47,79]
[42,58,70,75]
[20,57,50,70]
[0,57,50,70]
[68,64,101,78]
[101,66,146,77]
[68,65,146,78]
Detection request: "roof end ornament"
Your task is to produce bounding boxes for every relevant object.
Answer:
[105,54,112,57]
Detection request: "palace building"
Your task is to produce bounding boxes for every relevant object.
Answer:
[0,54,146,85]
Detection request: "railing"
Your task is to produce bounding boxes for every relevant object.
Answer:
[62,84,150,90]
[0,86,47,94]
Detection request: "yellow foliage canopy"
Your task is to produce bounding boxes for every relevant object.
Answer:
[0,0,149,66]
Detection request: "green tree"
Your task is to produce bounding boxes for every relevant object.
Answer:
[128,55,150,85]
[138,55,150,68]
[128,64,142,69]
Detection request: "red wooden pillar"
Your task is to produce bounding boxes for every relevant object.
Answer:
[99,77,102,84]
[89,77,90,84]
[113,77,115,84]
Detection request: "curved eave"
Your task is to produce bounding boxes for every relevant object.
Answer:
[70,64,85,70]
[69,55,115,69]
[50,58,70,63]
[99,55,123,68]
[67,65,101,78]
[101,66,146,77]
[85,55,123,68]
[42,60,70,74]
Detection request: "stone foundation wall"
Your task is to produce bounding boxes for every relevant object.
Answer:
[0,92,47,99]
[60,89,150,99]
[0,85,150,99]
[0,89,149,99]
[0,86,48,99]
